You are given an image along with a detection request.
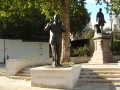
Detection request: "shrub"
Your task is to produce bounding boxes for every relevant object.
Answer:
[116,33,120,40]
[111,40,120,55]
[86,29,94,39]
[72,45,90,57]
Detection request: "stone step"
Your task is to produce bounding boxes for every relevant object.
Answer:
[80,71,120,74]
[22,67,31,70]
[16,72,30,77]
[79,78,120,82]
[77,64,120,90]
[76,81,120,85]
[15,65,42,77]
[80,74,120,78]
[78,81,120,86]
[19,69,30,74]
[80,77,120,81]
[81,68,120,71]
[74,82,120,90]
[9,76,31,80]
[0,68,6,76]
[23,65,42,69]
[15,67,31,77]
[0,72,6,76]
[81,63,119,68]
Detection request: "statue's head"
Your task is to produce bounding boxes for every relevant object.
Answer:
[99,8,102,11]
[54,14,60,22]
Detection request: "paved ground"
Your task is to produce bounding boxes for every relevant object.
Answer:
[0,64,76,90]
[0,76,66,90]
[0,63,120,90]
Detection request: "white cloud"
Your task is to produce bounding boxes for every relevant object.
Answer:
[90,18,97,25]
[86,0,110,3]
[86,0,95,3]
[90,18,110,29]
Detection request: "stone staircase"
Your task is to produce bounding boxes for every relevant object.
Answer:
[9,63,120,90]
[0,64,6,76]
[74,63,120,90]
[0,68,6,76]
[9,67,31,80]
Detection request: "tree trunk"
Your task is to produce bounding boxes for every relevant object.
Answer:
[60,0,70,63]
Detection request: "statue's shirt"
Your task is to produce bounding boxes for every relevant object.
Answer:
[47,22,65,45]
[96,12,106,26]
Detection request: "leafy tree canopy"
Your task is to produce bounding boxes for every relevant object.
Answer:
[39,0,90,35]
[96,0,120,15]
[0,0,48,40]
[0,0,90,38]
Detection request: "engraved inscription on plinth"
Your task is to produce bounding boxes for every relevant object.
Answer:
[36,76,65,79]
[30,65,81,89]
[89,34,114,64]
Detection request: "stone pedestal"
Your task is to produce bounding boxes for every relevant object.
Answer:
[89,34,114,64]
[30,65,81,89]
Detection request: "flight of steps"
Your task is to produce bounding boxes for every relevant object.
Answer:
[0,68,6,76]
[74,63,120,90]
[9,63,120,90]
[9,67,31,80]
[0,64,6,76]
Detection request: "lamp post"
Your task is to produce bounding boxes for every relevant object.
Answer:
[4,38,5,63]
[2,31,6,63]
[109,12,113,52]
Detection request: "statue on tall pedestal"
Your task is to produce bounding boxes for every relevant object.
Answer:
[96,8,106,33]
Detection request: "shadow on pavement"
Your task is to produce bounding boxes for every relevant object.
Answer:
[74,68,118,90]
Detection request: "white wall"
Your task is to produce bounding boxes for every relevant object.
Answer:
[112,14,120,31]
[0,39,4,63]
[0,39,49,63]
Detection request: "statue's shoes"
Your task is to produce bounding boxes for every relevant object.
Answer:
[52,61,55,67]
[58,64,62,66]
[55,64,59,67]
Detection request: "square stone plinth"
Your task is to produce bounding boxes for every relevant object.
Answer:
[30,64,81,89]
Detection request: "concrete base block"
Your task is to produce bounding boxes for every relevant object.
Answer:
[30,64,81,89]
[89,34,114,64]
[118,61,120,68]
[6,59,52,77]
[95,88,109,90]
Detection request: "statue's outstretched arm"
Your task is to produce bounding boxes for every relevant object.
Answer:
[44,23,51,31]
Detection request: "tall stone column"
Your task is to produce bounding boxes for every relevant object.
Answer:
[89,34,114,64]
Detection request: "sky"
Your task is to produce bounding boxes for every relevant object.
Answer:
[86,0,110,28]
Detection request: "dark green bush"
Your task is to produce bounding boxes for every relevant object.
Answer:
[86,29,94,39]
[116,33,120,40]
[111,40,120,55]
[72,45,90,57]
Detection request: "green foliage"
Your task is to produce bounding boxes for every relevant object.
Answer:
[116,33,120,40]
[70,0,90,35]
[0,0,90,39]
[72,45,90,57]
[95,0,120,15]
[111,40,120,55]
[39,0,60,20]
[86,29,94,39]
[39,0,90,35]
[0,0,48,39]
[110,0,120,15]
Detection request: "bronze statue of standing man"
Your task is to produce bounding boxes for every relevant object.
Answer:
[44,14,65,67]
[96,8,106,33]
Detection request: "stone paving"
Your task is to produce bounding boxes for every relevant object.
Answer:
[0,63,120,90]
[0,76,66,90]
[0,64,69,90]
